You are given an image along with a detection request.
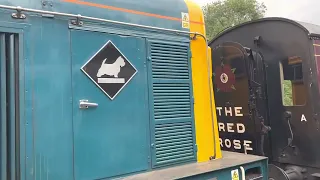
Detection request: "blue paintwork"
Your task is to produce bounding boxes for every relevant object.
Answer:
[71,30,151,179]
[0,0,189,31]
[29,19,73,180]
[18,31,25,180]
[0,16,74,180]
[0,0,197,179]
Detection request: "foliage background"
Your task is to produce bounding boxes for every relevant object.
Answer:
[202,0,267,40]
[202,0,293,106]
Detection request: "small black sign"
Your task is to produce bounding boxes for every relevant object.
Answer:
[81,40,138,100]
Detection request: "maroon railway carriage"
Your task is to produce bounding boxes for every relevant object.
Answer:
[209,17,320,180]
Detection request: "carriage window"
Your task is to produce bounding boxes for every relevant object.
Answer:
[279,56,307,106]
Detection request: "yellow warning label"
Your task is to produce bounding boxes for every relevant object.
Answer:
[231,169,239,180]
[182,13,189,22]
[181,12,190,29]
[182,22,189,28]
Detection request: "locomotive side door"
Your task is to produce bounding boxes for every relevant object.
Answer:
[70,30,150,180]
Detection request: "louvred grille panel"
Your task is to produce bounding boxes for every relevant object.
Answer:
[150,41,196,167]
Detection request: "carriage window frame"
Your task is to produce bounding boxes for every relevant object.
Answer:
[279,56,307,107]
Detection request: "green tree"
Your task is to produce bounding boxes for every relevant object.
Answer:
[283,80,293,106]
[202,0,267,40]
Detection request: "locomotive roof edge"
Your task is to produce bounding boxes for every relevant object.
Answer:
[0,0,205,32]
[209,17,320,45]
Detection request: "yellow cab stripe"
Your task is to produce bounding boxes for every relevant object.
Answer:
[184,0,222,162]
[208,46,222,159]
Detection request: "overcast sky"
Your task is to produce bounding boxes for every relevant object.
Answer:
[195,0,320,25]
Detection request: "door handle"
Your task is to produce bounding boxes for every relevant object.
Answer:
[79,100,98,109]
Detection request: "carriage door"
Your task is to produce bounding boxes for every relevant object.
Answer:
[71,30,150,180]
[244,48,270,156]
[266,54,311,166]
[212,41,268,155]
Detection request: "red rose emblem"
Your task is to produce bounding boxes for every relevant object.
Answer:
[213,64,236,92]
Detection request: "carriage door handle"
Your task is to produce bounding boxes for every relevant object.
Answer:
[79,99,98,109]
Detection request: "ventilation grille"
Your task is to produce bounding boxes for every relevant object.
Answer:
[154,122,195,165]
[153,83,191,120]
[0,32,20,180]
[150,41,195,167]
[151,42,189,80]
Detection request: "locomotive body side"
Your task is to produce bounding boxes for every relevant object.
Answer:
[0,0,228,179]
